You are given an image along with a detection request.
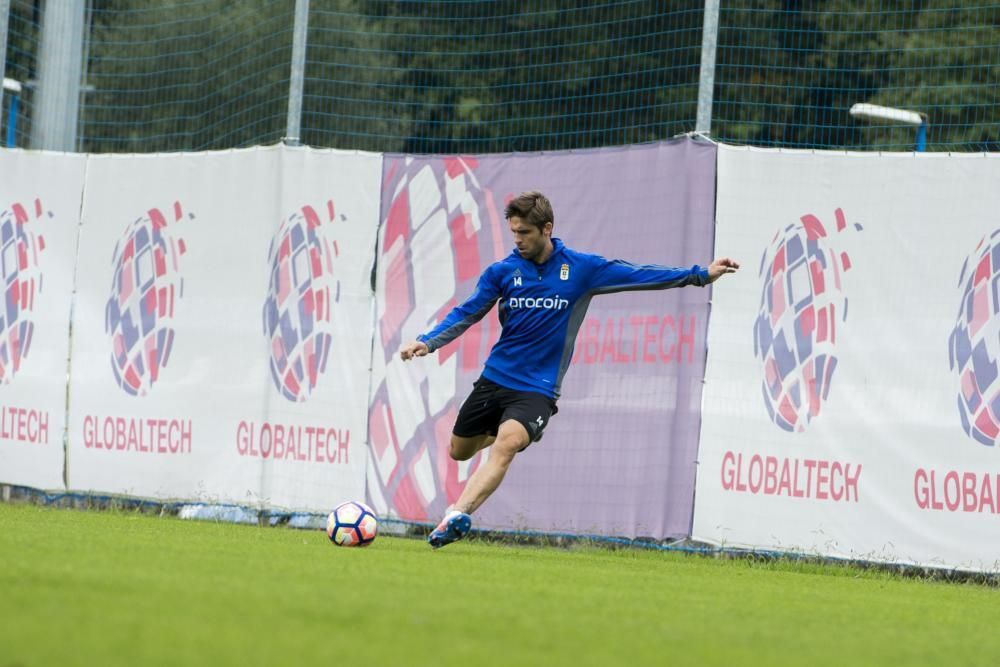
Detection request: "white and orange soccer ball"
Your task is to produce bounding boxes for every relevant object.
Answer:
[325,501,378,547]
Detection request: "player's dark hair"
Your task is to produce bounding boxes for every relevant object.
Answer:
[504,191,553,232]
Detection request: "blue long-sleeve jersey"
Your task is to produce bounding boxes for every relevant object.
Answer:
[417,238,709,399]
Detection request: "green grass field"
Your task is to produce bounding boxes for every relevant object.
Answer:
[0,503,996,667]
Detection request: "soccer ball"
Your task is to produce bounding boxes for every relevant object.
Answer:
[326,501,378,547]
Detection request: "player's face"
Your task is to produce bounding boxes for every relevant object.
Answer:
[509,217,552,263]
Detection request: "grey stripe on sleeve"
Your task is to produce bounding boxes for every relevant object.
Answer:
[424,297,499,352]
[554,295,594,398]
[552,273,706,395]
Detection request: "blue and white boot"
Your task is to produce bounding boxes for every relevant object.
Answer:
[428,510,472,549]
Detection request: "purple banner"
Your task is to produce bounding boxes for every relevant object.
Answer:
[371,137,716,539]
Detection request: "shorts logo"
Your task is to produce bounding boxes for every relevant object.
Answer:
[0,199,49,383]
[105,203,191,397]
[263,202,342,402]
[949,230,1000,446]
[753,209,860,432]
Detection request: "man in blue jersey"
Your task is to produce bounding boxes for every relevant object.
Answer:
[399,191,739,548]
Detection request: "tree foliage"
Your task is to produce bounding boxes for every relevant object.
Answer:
[712,0,1000,151]
[3,0,999,153]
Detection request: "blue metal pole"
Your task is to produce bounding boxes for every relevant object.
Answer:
[6,94,18,147]
[916,123,927,152]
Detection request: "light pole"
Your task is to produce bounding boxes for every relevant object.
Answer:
[849,103,928,152]
[2,77,20,148]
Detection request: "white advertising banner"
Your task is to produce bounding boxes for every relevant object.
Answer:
[0,150,86,490]
[694,145,1000,571]
[67,146,381,510]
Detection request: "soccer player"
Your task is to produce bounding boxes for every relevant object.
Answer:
[399,191,739,548]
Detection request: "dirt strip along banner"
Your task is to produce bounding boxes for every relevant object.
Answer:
[67,146,381,510]
[0,150,86,490]
[694,145,1000,572]
[370,137,716,539]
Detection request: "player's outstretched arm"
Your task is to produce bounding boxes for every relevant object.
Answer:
[399,341,430,361]
[707,257,740,283]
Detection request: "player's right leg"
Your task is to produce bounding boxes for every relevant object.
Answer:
[448,377,502,460]
[428,421,528,549]
[449,433,495,460]
[428,378,501,549]
[427,509,473,549]
[449,418,530,514]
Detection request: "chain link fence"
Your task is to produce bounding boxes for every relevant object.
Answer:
[2,0,998,153]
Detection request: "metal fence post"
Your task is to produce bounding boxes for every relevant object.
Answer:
[0,0,10,129]
[30,0,86,151]
[696,0,720,135]
[285,0,310,146]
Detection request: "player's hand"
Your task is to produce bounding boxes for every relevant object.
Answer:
[399,341,430,361]
[707,257,740,283]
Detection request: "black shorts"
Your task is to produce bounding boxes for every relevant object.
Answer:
[453,377,558,445]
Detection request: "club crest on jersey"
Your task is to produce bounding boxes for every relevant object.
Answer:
[512,268,522,287]
[560,264,570,280]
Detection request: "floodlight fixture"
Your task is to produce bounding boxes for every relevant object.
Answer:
[2,78,23,148]
[849,103,928,152]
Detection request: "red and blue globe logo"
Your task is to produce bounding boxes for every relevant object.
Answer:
[105,203,190,396]
[369,156,504,520]
[263,202,342,402]
[753,209,860,432]
[949,231,1000,446]
[0,200,49,383]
